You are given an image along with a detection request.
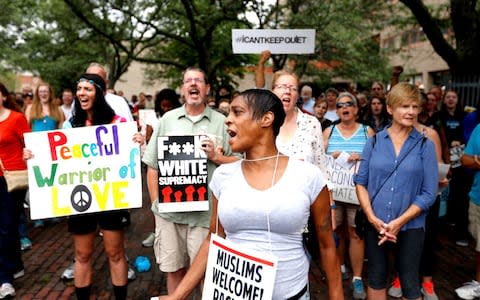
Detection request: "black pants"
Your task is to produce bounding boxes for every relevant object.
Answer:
[0,177,25,284]
[447,167,474,239]
[420,196,440,277]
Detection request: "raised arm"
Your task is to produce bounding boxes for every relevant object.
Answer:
[255,50,271,89]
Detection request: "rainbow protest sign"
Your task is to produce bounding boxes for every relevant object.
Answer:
[24,122,142,220]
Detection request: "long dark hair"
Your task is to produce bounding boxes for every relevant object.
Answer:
[364,95,391,132]
[440,90,464,119]
[0,83,22,112]
[239,89,286,137]
[70,73,116,127]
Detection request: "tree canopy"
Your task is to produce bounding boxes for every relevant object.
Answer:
[0,0,394,93]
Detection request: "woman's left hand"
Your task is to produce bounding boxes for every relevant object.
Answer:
[200,136,218,162]
[132,133,145,145]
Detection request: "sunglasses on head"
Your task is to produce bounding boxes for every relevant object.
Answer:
[336,101,355,108]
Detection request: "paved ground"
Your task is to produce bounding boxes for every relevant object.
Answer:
[13,175,477,299]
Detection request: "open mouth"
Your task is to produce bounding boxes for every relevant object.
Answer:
[189,88,200,96]
[227,129,237,138]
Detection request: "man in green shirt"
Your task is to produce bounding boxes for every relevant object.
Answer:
[142,67,237,293]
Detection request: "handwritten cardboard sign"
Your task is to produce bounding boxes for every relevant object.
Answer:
[325,155,359,205]
[24,122,142,220]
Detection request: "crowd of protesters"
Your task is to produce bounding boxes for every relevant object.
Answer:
[0,55,479,300]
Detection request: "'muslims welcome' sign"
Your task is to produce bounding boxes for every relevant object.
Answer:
[24,122,142,220]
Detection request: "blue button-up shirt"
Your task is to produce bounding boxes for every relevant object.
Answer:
[354,127,438,230]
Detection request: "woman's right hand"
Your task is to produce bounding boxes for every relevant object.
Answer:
[23,148,34,160]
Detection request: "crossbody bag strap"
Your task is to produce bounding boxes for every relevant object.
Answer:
[0,159,6,172]
[369,135,426,205]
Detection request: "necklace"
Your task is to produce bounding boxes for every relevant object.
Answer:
[243,152,284,162]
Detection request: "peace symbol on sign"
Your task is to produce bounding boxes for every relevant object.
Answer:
[70,185,92,212]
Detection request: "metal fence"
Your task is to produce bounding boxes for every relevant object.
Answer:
[444,74,480,109]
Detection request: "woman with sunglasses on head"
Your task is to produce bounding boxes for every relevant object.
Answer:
[159,89,343,300]
[323,92,375,300]
[354,83,438,300]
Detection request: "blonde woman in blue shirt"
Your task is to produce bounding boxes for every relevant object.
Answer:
[355,82,438,300]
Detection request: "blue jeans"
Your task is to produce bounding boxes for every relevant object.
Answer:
[365,226,424,300]
[0,177,25,284]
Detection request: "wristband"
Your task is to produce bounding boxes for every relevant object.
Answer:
[330,203,337,209]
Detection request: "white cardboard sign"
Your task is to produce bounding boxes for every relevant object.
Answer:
[202,234,277,300]
[232,29,315,54]
[325,154,359,205]
[24,122,142,219]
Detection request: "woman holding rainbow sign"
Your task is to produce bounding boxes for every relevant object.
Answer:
[24,73,143,300]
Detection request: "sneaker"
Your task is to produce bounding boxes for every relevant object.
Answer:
[455,280,480,300]
[142,232,155,247]
[340,265,349,281]
[456,239,469,247]
[0,283,16,299]
[421,281,439,300]
[388,276,402,298]
[128,266,136,281]
[13,269,24,280]
[20,237,32,251]
[61,262,75,281]
[352,278,366,299]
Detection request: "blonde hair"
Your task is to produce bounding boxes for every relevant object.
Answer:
[271,70,300,88]
[386,82,421,108]
[29,83,63,122]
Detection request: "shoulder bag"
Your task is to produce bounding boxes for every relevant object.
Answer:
[0,159,28,193]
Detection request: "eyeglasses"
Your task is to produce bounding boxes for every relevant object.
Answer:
[274,84,298,93]
[336,101,355,108]
[183,77,205,84]
[23,93,33,98]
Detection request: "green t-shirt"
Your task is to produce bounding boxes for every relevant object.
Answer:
[142,105,233,227]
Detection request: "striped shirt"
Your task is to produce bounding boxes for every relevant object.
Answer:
[326,123,369,155]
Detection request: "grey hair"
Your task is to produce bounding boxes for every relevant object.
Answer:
[336,92,357,106]
[87,62,109,78]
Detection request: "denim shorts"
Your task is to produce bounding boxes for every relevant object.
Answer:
[365,226,424,299]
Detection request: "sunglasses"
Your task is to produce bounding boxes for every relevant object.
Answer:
[336,101,355,108]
